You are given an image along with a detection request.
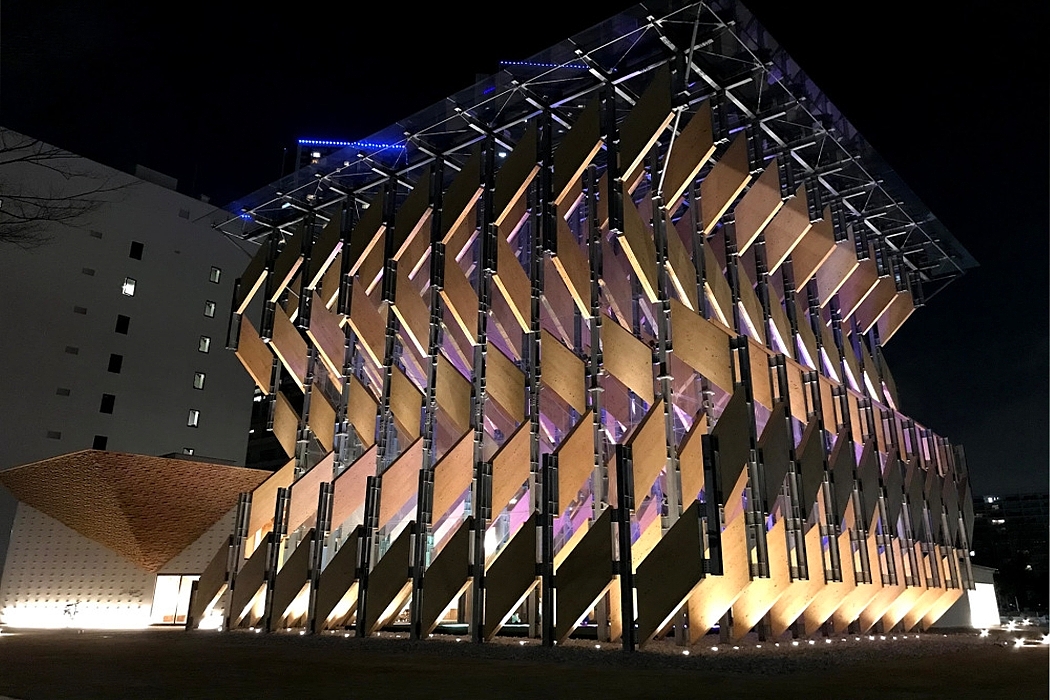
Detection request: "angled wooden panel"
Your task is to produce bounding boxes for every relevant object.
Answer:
[493,232,531,332]
[247,459,296,543]
[703,239,734,329]
[838,258,879,320]
[235,245,269,314]
[273,395,299,459]
[629,400,667,499]
[876,291,915,344]
[330,446,377,530]
[345,281,386,368]
[731,518,792,640]
[794,298,819,368]
[734,157,783,253]
[619,195,659,302]
[814,240,860,307]
[554,508,614,642]
[420,518,473,634]
[541,257,575,346]
[188,538,231,626]
[307,392,337,452]
[287,455,332,532]
[783,357,809,423]
[791,211,835,289]
[378,437,424,528]
[362,527,413,635]
[268,226,305,303]
[759,403,792,508]
[230,536,269,626]
[432,431,474,521]
[490,422,531,517]
[713,389,751,501]
[540,330,586,413]
[600,235,633,323]
[486,345,525,422]
[494,123,538,225]
[441,262,480,343]
[393,266,430,358]
[318,250,344,306]
[619,67,674,186]
[661,101,715,211]
[855,277,897,334]
[313,526,360,631]
[553,100,602,207]
[348,376,377,448]
[857,440,881,526]
[748,339,774,410]
[551,216,591,316]
[483,513,539,640]
[344,191,386,275]
[236,317,274,394]
[390,368,422,440]
[700,134,751,233]
[272,528,314,624]
[305,215,343,290]
[796,420,824,513]
[601,314,654,405]
[440,150,483,243]
[763,185,811,272]
[685,507,750,641]
[271,307,309,391]
[391,170,432,263]
[554,412,596,513]
[736,264,767,345]
[636,501,705,644]
[435,353,471,434]
[768,296,793,358]
[306,292,345,382]
[679,414,707,502]
[666,212,699,311]
[829,428,855,523]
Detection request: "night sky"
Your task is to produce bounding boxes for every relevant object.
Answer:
[3,0,1046,495]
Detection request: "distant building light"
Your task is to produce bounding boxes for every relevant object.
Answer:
[297,138,406,151]
[121,277,137,296]
[499,60,588,70]
[238,212,253,221]
[209,267,222,284]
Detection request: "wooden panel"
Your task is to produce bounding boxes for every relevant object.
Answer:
[390,368,422,440]
[665,212,699,311]
[346,281,386,368]
[432,431,473,521]
[318,251,343,309]
[269,226,305,302]
[305,292,345,382]
[703,239,734,329]
[483,513,539,640]
[629,401,667,498]
[768,296,793,358]
[791,210,835,289]
[440,150,482,243]
[679,414,707,502]
[313,526,360,631]
[330,446,377,530]
[820,321,842,379]
[748,339,774,410]
[877,291,915,344]
[763,185,811,272]
[855,277,897,334]
[236,317,274,394]
[554,412,596,512]
[619,67,674,186]
[734,157,783,253]
[669,299,733,394]
[768,526,827,637]
[378,437,423,528]
[344,191,386,275]
[736,263,767,345]
[838,258,879,320]
[493,231,531,332]
[685,506,750,641]
[600,235,632,323]
[420,518,473,634]
[486,345,525,422]
[551,216,591,316]
[187,538,231,626]
[305,215,343,290]
[713,390,751,503]
[393,266,430,357]
[541,257,575,346]
[700,133,751,234]
[620,195,659,302]
[815,240,860,307]
[362,527,413,635]
[494,123,538,225]
[441,263,479,343]
[248,459,296,540]
[796,421,825,512]
[758,404,792,508]
[435,354,471,434]
[661,101,715,211]
[287,456,331,533]
[273,395,299,459]
[552,100,602,207]
[308,392,337,452]
[271,528,313,623]
[347,376,377,447]
[235,245,269,314]
[490,423,531,517]
[271,307,309,391]
[829,428,855,523]
[391,171,432,263]
[358,242,385,297]
[784,357,809,423]
[730,518,791,640]
[554,508,614,642]
[230,536,268,626]
[842,341,863,394]
[636,501,706,644]
[540,330,586,413]
[601,314,654,405]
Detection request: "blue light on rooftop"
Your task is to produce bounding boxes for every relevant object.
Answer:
[298,138,406,150]
[499,60,588,70]
[238,212,253,221]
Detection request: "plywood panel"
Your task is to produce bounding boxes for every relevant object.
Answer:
[768,297,793,358]
[553,412,596,513]
[378,437,424,528]
[554,508,614,642]
[553,100,602,207]
[362,527,413,635]
[271,528,313,624]
[551,216,591,316]
[734,157,783,253]
[814,241,860,307]
[309,391,337,452]
[636,501,706,644]
[347,376,378,447]
[187,539,231,626]
[838,258,879,320]
[601,314,655,405]
[540,330,586,413]
[619,67,674,186]
[305,215,343,290]
[440,150,482,243]
[768,525,826,637]
[661,101,715,211]
[700,133,751,234]
[784,357,809,423]
[829,428,855,523]
[435,353,471,434]
[236,317,274,394]
[393,266,430,358]
[271,307,309,391]
[273,395,299,459]
[796,421,824,513]
[679,414,707,502]
[794,298,819,369]
[330,446,377,530]
[685,507,750,641]
[758,404,792,508]
[731,518,791,640]
[390,170,432,264]
[763,185,811,272]
[432,431,473,522]
[493,232,531,332]
[420,518,472,634]
[703,239,734,330]
[305,292,345,383]
[287,456,332,533]
[268,226,305,303]
[736,264,767,345]
[713,390,751,504]
[665,212,699,311]
[600,235,633,323]
[344,191,386,275]
[390,368,422,440]
[235,244,269,314]
[346,281,386,368]
[620,195,659,302]
[876,291,915,344]
[855,277,896,334]
[314,526,360,631]
[440,263,479,343]
[791,210,835,289]
[486,345,525,423]
[483,513,539,640]
[230,537,268,626]
[248,459,296,540]
[491,422,531,517]
[629,401,667,498]
[748,339,774,410]
[494,123,538,225]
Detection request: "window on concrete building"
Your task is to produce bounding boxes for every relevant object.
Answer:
[115,314,131,334]
[121,277,136,296]
[81,267,96,276]
[64,346,80,355]
[209,267,221,283]
[56,387,71,396]
[129,241,144,260]
[46,430,62,440]
[100,394,115,414]
[182,447,194,455]
[187,409,200,428]
[89,230,103,239]
[92,435,108,450]
[72,306,88,315]
[198,336,211,353]
[203,300,216,318]
[108,354,123,373]
[193,372,206,390]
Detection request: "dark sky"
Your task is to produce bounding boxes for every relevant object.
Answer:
[3,0,1046,496]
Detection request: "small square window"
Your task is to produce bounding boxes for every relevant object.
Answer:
[121,277,136,296]
[46,430,62,440]
[81,267,96,276]
[73,305,88,315]
[56,387,71,396]
[209,267,221,283]
[182,447,195,455]
[187,409,200,427]
[193,372,206,390]
[203,300,216,318]
[129,241,144,260]
[92,435,108,450]
[115,314,131,334]
[64,346,80,355]
[100,394,116,414]
[198,336,211,353]
[108,354,123,373]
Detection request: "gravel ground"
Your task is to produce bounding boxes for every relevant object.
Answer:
[0,627,1045,699]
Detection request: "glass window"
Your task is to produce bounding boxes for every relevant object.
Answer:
[209,267,221,283]
[198,336,211,353]
[122,277,137,296]
[115,315,131,334]
[100,394,116,414]
[187,409,200,427]
[92,435,108,450]
[193,372,205,390]
[203,300,216,318]
[182,447,194,455]
[108,354,123,373]
[129,241,144,260]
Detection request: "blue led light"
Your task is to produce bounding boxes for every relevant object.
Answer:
[239,212,253,221]
[499,60,588,70]
[297,138,406,150]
